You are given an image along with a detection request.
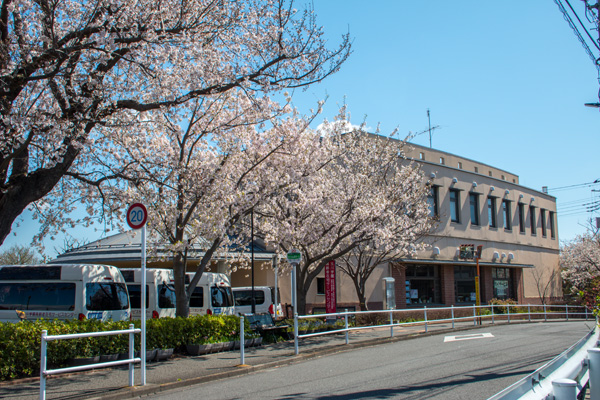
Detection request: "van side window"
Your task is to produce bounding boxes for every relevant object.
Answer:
[158,284,176,309]
[126,284,148,308]
[0,282,75,311]
[189,287,204,307]
[233,290,265,306]
[86,283,129,311]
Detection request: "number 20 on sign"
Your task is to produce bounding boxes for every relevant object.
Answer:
[127,203,148,230]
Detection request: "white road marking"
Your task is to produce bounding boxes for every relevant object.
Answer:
[444,332,494,342]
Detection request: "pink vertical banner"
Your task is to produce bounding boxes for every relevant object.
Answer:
[325,260,337,314]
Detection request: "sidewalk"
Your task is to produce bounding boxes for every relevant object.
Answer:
[0,318,564,400]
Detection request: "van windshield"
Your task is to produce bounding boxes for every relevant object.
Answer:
[211,286,233,308]
[158,284,176,309]
[86,283,129,310]
[0,282,75,311]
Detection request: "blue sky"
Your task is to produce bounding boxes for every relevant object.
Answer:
[290,0,600,242]
[2,0,599,257]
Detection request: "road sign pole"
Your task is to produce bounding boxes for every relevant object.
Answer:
[287,249,301,355]
[141,224,146,385]
[126,203,148,386]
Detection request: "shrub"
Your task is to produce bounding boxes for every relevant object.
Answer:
[0,314,246,381]
[489,298,520,314]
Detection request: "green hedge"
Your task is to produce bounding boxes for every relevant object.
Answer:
[0,315,252,381]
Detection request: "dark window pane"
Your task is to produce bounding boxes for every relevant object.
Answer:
[126,284,148,308]
[0,282,75,311]
[0,266,61,280]
[450,189,460,223]
[189,287,204,307]
[211,287,233,307]
[86,283,129,311]
[317,277,325,295]
[233,290,266,306]
[470,194,479,225]
[157,284,176,309]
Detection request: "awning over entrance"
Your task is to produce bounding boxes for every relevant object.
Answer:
[395,258,534,269]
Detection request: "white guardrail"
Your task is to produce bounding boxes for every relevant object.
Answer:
[487,325,599,400]
[293,304,591,353]
[40,324,141,400]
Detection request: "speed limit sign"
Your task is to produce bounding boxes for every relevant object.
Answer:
[126,203,148,230]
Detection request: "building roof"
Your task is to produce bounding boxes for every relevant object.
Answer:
[52,230,275,265]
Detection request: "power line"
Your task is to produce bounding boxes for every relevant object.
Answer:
[554,0,600,68]
[546,179,600,192]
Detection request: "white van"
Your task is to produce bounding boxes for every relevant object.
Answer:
[120,268,176,319]
[232,286,283,318]
[186,272,235,316]
[0,264,130,322]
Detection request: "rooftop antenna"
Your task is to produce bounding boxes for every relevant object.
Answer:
[427,109,432,148]
[419,109,440,147]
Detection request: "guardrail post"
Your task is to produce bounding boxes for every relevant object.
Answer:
[473,304,476,326]
[491,304,495,324]
[240,316,245,365]
[128,324,135,386]
[344,309,349,345]
[451,305,455,329]
[587,307,589,321]
[552,378,577,400]
[588,348,600,400]
[294,313,299,355]
[424,306,428,333]
[544,304,547,322]
[566,304,569,321]
[507,304,511,323]
[40,330,47,400]
[528,304,531,322]
[389,310,393,338]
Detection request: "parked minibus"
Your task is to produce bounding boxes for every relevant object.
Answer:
[186,272,235,316]
[0,264,130,322]
[232,286,283,318]
[120,268,176,319]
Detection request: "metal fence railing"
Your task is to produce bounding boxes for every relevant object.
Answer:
[40,324,141,400]
[292,304,592,355]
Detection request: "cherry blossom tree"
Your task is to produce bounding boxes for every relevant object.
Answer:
[561,229,600,295]
[257,113,434,314]
[0,0,351,246]
[58,88,328,317]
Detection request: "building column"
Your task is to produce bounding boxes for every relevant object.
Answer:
[440,265,455,305]
[481,266,493,304]
[513,268,524,303]
[391,263,406,308]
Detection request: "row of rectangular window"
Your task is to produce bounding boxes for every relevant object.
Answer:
[429,187,556,238]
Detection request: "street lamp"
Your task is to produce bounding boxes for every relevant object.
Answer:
[585,102,600,108]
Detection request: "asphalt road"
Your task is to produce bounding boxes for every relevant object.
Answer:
[140,321,594,400]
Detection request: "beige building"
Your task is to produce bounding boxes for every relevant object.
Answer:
[54,142,561,314]
[275,142,561,313]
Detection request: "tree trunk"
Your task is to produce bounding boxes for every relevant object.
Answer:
[296,259,329,314]
[173,253,190,317]
[354,279,368,311]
